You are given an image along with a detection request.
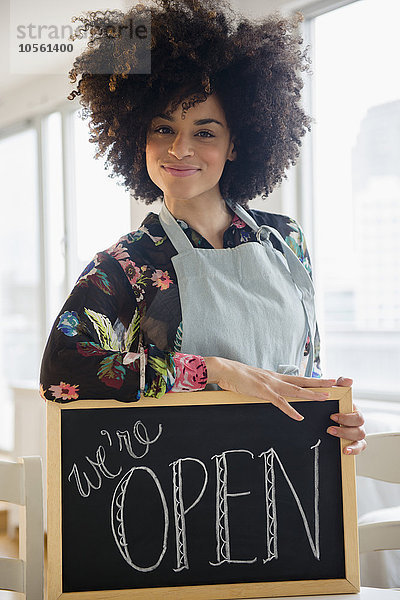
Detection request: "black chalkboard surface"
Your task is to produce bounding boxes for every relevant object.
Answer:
[47,388,360,600]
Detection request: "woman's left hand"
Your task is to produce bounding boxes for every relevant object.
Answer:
[327,377,367,455]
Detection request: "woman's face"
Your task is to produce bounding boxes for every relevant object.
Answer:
[145,92,236,206]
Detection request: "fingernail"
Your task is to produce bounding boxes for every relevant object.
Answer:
[330,414,339,422]
[327,426,337,435]
[344,447,352,454]
[297,415,304,421]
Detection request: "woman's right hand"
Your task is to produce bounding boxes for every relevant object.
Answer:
[203,356,338,421]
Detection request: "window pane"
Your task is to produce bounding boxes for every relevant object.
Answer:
[0,129,40,385]
[313,0,400,397]
[72,110,131,281]
[43,112,66,334]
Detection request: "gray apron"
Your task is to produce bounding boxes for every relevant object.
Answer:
[158,198,316,390]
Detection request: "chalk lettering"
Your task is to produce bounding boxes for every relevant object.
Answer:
[101,429,113,447]
[117,421,162,459]
[67,463,101,498]
[170,457,208,571]
[210,450,257,566]
[259,439,321,562]
[68,445,121,498]
[111,466,169,572]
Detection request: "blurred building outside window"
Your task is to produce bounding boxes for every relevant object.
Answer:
[309,0,400,400]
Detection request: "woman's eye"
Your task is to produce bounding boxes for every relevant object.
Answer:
[197,130,215,138]
[154,126,171,134]
[153,127,214,138]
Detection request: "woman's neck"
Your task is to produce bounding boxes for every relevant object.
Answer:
[163,195,234,249]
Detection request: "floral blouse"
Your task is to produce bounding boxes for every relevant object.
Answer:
[39,204,322,403]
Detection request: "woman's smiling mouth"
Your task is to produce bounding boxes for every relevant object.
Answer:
[162,165,200,177]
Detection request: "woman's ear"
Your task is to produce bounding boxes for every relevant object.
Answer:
[228,136,237,162]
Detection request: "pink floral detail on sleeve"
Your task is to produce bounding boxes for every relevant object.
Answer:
[168,353,208,392]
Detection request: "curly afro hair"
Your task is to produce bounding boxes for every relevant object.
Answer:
[68,0,312,207]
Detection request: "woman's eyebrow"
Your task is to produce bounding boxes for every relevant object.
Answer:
[154,113,224,127]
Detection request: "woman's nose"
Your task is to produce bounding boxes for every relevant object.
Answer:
[168,133,194,158]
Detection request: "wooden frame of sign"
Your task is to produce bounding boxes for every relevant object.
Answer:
[47,387,360,599]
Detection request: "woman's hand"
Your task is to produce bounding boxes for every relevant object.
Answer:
[204,356,338,421]
[327,377,367,455]
[204,359,367,455]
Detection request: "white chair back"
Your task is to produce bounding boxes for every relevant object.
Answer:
[356,432,400,483]
[356,432,400,553]
[0,456,44,599]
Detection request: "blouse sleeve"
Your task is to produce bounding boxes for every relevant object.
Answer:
[285,217,323,379]
[39,250,207,403]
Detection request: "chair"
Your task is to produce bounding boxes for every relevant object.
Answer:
[356,432,400,553]
[0,456,44,599]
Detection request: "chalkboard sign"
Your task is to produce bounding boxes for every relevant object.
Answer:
[47,388,360,599]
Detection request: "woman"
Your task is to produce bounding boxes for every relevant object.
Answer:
[40,0,366,454]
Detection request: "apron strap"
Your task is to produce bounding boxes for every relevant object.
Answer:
[159,201,195,254]
[226,198,317,377]
[226,199,315,295]
[259,224,316,377]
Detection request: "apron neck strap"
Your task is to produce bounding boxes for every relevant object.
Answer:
[158,197,248,253]
[226,198,315,295]
[224,197,260,231]
[226,199,317,375]
[159,198,314,296]
[159,201,195,253]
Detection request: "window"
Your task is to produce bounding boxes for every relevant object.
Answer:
[0,107,132,449]
[0,128,40,451]
[72,110,131,284]
[0,128,41,384]
[42,112,66,332]
[308,0,400,399]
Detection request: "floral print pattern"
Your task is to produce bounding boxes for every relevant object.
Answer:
[168,352,208,392]
[151,269,172,290]
[49,382,79,401]
[57,311,80,337]
[231,213,246,228]
[285,221,312,275]
[40,202,321,404]
[119,259,142,285]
